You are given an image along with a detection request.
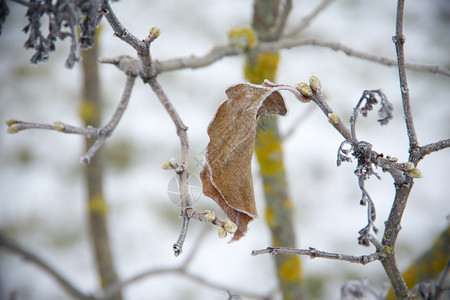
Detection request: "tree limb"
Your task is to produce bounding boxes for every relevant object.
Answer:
[6,72,137,165]
[393,0,418,151]
[251,246,380,265]
[418,139,450,161]
[283,0,335,37]
[154,38,450,77]
[0,233,91,300]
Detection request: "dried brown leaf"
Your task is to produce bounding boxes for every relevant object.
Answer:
[200,82,304,241]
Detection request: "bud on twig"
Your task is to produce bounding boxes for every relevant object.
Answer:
[296,82,313,98]
[52,121,65,132]
[160,161,174,170]
[309,74,321,93]
[218,226,227,239]
[224,220,237,234]
[407,167,423,178]
[149,26,161,39]
[204,210,216,223]
[328,112,341,124]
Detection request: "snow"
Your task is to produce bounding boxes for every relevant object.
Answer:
[1,0,449,299]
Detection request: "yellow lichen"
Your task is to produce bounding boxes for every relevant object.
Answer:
[278,256,303,283]
[228,27,256,51]
[79,100,98,124]
[265,207,276,227]
[88,194,108,216]
[244,52,280,84]
[255,129,285,175]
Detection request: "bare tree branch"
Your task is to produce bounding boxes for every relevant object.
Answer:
[258,39,450,77]
[283,0,335,37]
[393,0,418,151]
[6,72,137,165]
[418,138,450,160]
[0,233,91,300]
[251,246,380,265]
[271,0,292,39]
[381,177,413,300]
[100,228,268,300]
[81,74,136,164]
[101,1,193,256]
[153,38,450,77]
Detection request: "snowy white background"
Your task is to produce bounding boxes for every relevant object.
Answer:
[1,0,449,299]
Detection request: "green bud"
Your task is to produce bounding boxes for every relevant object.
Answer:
[7,124,20,134]
[309,74,321,93]
[328,112,341,124]
[296,82,313,98]
[5,119,18,126]
[407,168,423,178]
[204,210,216,223]
[149,26,161,38]
[218,226,227,239]
[224,220,237,234]
[160,161,173,170]
[52,121,65,132]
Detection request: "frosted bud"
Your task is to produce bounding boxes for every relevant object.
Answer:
[309,74,321,93]
[149,26,161,38]
[7,124,20,134]
[328,112,341,124]
[204,210,216,223]
[407,168,423,179]
[52,121,65,132]
[405,162,414,171]
[160,161,174,170]
[296,82,313,98]
[218,226,227,239]
[224,220,237,234]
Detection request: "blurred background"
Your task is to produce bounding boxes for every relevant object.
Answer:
[0,0,449,299]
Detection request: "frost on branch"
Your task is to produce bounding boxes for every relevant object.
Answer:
[200,81,309,241]
[13,0,104,68]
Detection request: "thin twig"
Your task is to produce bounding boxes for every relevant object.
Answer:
[6,73,136,165]
[81,74,136,164]
[251,246,380,265]
[153,45,240,73]
[393,0,418,150]
[418,138,450,160]
[102,1,145,55]
[309,90,353,141]
[147,77,191,256]
[272,0,292,39]
[154,38,450,77]
[0,233,90,300]
[259,38,450,77]
[101,228,267,300]
[101,1,192,255]
[283,0,335,37]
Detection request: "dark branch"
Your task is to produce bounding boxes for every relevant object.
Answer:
[0,233,90,300]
